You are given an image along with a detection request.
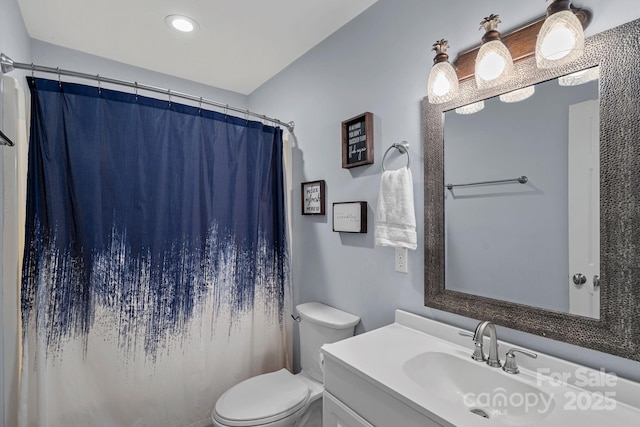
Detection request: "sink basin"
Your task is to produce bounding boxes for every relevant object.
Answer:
[403,351,555,425]
[322,311,640,427]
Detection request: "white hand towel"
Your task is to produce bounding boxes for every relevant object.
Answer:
[375,167,417,250]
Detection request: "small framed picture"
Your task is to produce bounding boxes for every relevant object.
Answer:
[341,112,374,169]
[301,180,326,215]
[332,201,367,233]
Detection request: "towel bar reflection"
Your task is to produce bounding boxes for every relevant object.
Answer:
[382,141,410,171]
[446,176,528,191]
[0,129,15,147]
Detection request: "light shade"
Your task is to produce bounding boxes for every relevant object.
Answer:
[427,40,459,104]
[476,41,514,89]
[536,10,585,68]
[558,66,599,86]
[455,101,485,115]
[475,14,514,89]
[499,85,535,103]
[428,62,459,103]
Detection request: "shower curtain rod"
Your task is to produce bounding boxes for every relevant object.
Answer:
[0,53,295,132]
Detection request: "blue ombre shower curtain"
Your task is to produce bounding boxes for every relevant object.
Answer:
[19,77,290,427]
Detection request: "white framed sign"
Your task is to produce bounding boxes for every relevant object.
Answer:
[332,201,367,233]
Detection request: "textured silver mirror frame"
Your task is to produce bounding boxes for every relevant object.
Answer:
[423,18,640,361]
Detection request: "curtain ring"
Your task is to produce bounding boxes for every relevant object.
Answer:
[97,74,102,95]
[57,67,61,87]
[31,63,35,78]
[168,89,172,106]
[198,96,202,112]
[134,82,138,100]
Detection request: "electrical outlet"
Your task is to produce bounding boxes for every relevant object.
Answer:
[395,247,408,273]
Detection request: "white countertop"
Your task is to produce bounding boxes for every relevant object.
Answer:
[321,310,640,426]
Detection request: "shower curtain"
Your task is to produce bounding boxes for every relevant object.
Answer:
[18,77,290,427]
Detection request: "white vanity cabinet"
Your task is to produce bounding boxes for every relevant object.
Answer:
[322,355,447,427]
[323,391,374,427]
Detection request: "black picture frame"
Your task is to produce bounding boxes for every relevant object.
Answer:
[332,202,367,233]
[341,112,374,168]
[301,180,326,215]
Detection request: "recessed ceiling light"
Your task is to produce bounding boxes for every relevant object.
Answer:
[165,15,199,33]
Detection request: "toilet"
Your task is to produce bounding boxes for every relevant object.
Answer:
[212,302,360,427]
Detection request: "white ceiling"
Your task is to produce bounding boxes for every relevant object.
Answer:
[17,0,378,95]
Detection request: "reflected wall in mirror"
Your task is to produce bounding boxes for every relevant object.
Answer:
[443,70,600,319]
[423,18,640,361]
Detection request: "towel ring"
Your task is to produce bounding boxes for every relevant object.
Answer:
[382,141,410,171]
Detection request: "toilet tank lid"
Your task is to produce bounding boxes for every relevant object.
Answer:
[296,302,360,329]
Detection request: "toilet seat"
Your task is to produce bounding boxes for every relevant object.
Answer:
[213,369,310,427]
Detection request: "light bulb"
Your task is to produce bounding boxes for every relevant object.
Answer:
[164,15,199,33]
[475,41,514,89]
[432,71,452,96]
[172,18,194,32]
[477,48,506,82]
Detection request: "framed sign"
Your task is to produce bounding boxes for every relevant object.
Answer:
[301,180,326,215]
[333,201,367,233]
[342,112,374,168]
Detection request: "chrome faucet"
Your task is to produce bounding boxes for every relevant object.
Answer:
[472,321,501,368]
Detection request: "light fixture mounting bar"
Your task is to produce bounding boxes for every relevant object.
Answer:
[453,7,590,83]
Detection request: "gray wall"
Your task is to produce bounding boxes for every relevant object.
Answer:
[30,40,248,111]
[0,0,30,122]
[248,0,640,382]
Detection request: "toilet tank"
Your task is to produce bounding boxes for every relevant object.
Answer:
[296,302,360,383]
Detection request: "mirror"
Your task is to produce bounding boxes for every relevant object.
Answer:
[443,70,600,319]
[424,18,640,361]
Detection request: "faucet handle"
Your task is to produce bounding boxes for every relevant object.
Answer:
[502,348,537,374]
[459,331,485,361]
[471,342,485,362]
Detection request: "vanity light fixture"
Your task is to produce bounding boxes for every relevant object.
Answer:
[165,14,200,33]
[474,14,514,89]
[558,66,599,86]
[499,85,535,103]
[536,0,588,68]
[455,101,485,115]
[427,40,460,104]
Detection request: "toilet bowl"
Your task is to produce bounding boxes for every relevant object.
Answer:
[212,302,360,427]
